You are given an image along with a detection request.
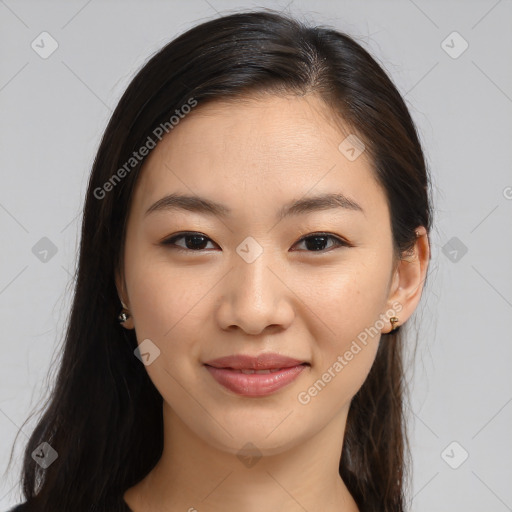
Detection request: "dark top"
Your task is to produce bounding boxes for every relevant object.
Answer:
[6,502,133,511]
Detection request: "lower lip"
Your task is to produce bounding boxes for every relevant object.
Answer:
[205,364,308,397]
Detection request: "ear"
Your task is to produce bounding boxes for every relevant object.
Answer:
[115,267,135,330]
[382,226,431,333]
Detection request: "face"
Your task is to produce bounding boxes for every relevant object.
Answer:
[116,93,405,457]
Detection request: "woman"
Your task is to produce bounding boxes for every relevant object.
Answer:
[6,9,432,512]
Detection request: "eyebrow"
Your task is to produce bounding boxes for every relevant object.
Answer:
[144,192,364,220]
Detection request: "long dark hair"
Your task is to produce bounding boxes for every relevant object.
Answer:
[7,9,433,512]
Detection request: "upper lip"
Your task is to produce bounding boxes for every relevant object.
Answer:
[204,353,308,370]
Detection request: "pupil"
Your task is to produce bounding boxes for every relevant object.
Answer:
[306,236,327,251]
[187,235,207,250]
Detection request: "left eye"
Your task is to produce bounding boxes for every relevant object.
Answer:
[161,232,350,253]
[293,233,349,252]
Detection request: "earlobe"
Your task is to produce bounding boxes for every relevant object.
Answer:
[117,301,135,329]
[115,268,135,329]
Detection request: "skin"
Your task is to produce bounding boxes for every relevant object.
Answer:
[116,93,430,512]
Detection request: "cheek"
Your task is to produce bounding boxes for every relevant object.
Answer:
[304,261,388,377]
[125,260,208,393]
[127,261,205,339]
[307,260,389,328]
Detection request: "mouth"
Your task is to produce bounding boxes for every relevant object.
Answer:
[204,362,310,397]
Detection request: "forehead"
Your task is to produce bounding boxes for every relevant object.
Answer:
[131,94,387,223]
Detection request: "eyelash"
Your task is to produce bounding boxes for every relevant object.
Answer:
[160,231,352,253]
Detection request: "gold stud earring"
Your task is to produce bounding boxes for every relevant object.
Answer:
[389,316,399,331]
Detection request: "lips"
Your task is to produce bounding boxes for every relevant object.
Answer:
[203,353,309,397]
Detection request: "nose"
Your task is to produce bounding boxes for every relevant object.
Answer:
[215,247,295,335]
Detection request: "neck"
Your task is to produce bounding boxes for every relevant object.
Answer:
[124,402,359,512]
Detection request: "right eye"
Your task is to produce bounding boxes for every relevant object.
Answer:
[160,232,218,252]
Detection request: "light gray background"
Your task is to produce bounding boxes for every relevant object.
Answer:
[1,0,511,510]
